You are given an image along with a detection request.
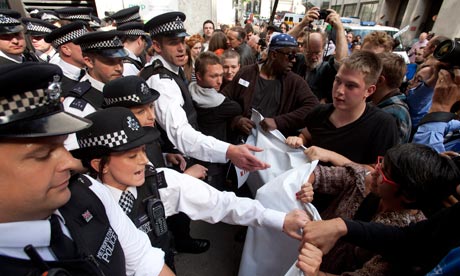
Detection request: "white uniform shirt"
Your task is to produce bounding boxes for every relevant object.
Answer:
[63,74,103,150]
[104,167,285,229]
[0,177,165,276]
[145,55,230,163]
[123,48,141,76]
[55,59,82,81]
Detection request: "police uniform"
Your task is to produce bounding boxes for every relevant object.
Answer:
[0,62,166,276]
[62,30,128,150]
[21,18,59,63]
[0,10,27,64]
[117,22,149,76]
[71,107,288,269]
[45,21,89,93]
[142,12,230,164]
[110,6,142,25]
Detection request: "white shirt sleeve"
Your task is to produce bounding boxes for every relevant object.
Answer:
[158,168,286,231]
[146,74,230,163]
[123,63,140,77]
[86,176,165,276]
[62,96,97,151]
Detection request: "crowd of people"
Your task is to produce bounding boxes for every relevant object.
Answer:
[1,4,460,276]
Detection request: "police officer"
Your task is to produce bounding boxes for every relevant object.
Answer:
[45,21,89,93]
[21,18,58,63]
[0,62,174,276]
[63,30,127,150]
[117,22,149,76]
[141,11,269,179]
[110,6,142,26]
[0,9,27,64]
[70,107,309,271]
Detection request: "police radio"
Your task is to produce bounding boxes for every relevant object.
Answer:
[146,198,168,237]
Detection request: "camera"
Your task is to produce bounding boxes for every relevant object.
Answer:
[433,39,460,67]
[318,9,331,20]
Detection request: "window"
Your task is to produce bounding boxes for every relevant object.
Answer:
[359,2,379,22]
[342,4,357,17]
[331,5,341,14]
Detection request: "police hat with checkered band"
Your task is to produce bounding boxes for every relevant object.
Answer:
[56,7,93,22]
[117,22,149,38]
[74,30,128,58]
[45,21,89,48]
[145,11,188,38]
[34,10,60,23]
[103,76,160,108]
[21,18,57,37]
[111,6,142,25]
[0,62,91,138]
[0,9,24,35]
[72,107,159,160]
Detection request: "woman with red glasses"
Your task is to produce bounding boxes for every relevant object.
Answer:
[294,143,459,276]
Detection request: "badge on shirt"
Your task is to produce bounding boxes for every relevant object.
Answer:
[69,98,87,111]
[238,78,250,87]
[156,171,167,189]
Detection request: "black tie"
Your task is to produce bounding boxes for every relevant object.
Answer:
[49,214,78,260]
[119,190,135,214]
[178,67,186,82]
[78,69,86,80]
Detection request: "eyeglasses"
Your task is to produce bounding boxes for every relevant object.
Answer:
[376,156,398,186]
[276,51,297,60]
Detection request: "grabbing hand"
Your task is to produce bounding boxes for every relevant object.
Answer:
[166,153,187,171]
[296,242,323,276]
[259,118,277,132]
[430,68,460,112]
[283,209,310,240]
[302,218,347,254]
[286,136,305,148]
[296,182,314,203]
[236,117,256,135]
[184,164,208,179]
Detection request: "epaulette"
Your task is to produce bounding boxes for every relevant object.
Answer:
[69,98,87,111]
[69,81,92,98]
[159,73,172,80]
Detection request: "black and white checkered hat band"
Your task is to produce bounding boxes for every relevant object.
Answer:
[25,22,54,34]
[80,36,123,51]
[52,28,88,48]
[150,19,185,36]
[0,90,46,117]
[104,94,141,105]
[124,29,148,37]
[78,130,129,149]
[116,13,141,24]
[60,14,92,21]
[0,14,20,25]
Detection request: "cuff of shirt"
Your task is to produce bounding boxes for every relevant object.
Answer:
[261,209,286,231]
[214,141,231,163]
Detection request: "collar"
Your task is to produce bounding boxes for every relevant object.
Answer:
[125,47,140,61]
[104,184,138,201]
[58,59,83,81]
[80,73,105,92]
[0,50,22,63]
[148,54,180,75]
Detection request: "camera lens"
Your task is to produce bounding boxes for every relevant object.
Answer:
[434,39,460,66]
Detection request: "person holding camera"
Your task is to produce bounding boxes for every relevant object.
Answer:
[289,7,348,103]
[412,66,460,152]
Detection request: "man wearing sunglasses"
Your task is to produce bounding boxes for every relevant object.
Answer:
[221,33,318,138]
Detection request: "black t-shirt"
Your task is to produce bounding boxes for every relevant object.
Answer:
[305,103,399,164]
[252,76,282,118]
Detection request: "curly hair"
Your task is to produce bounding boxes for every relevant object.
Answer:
[185,33,204,49]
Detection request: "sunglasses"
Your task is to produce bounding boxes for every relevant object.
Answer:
[376,156,398,186]
[276,50,297,60]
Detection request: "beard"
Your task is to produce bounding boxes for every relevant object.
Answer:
[306,56,323,70]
